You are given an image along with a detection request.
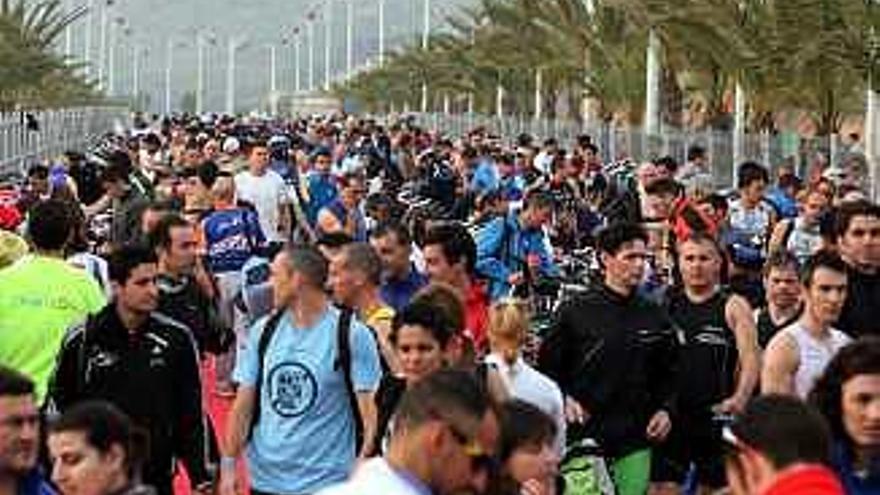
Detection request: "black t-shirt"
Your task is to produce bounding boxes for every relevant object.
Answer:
[754,306,801,349]
[665,287,738,412]
[836,266,880,338]
[156,274,232,355]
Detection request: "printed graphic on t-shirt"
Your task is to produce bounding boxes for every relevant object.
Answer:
[268,361,318,418]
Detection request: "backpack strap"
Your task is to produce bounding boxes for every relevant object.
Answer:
[780,219,796,251]
[76,315,93,394]
[499,214,513,266]
[87,259,106,294]
[247,309,286,441]
[334,308,364,452]
[238,209,257,254]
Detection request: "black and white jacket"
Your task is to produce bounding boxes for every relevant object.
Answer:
[48,304,215,490]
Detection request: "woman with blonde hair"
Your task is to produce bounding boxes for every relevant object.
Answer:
[486,298,566,455]
[768,185,829,262]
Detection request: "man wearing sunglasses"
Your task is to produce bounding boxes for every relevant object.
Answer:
[318,369,499,495]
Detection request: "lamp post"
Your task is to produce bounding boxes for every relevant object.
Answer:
[269,44,278,115]
[324,0,333,90]
[97,0,112,91]
[420,0,430,112]
[164,38,173,113]
[867,29,880,201]
[294,27,302,93]
[197,34,205,114]
[84,0,94,77]
[107,16,125,96]
[496,77,504,118]
[535,68,542,120]
[196,31,216,115]
[64,0,73,57]
[378,0,385,67]
[226,37,250,114]
[164,38,189,114]
[132,44,140,103]
[644,29,661,136]
[308,11,316,91]
[346,0,354,80]
[59,2,88,66]
[132,45,148,110]
[119,26,132,94]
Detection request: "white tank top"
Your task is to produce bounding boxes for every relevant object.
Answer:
[782,323,852,399]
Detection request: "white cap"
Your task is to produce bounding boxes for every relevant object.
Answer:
[222,136,241,154]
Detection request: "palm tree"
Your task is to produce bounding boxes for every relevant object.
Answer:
[338,0,880,135]
[0,0,96,110]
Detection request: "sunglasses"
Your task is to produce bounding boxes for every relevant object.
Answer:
[494,297,529,310]
[435,414,496,474]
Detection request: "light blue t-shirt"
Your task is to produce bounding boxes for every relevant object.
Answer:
[234,305,382,494]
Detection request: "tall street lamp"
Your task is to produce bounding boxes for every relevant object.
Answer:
[107,16,125,96]
[420,0,430,112]
[378,0,385,67]
[346,0,354,80]
[226,37,250,114]
[324,0,333,91]
[307,11,316,91]
[196,31,217,115]
[165,37,188,114]
[293,27,302,93]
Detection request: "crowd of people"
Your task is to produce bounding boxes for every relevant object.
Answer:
[0,111,878,495]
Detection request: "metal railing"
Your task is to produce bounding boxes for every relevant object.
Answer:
[409,113,856,191]
[0,107,129,176]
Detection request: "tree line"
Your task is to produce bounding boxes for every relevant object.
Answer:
[337,0,880,135]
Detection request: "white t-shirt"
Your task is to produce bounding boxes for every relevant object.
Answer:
[317,458,428,495]
[534,151,555,175]
[485,353,566,456]
[779,322,852,399]
[234,169,288,242]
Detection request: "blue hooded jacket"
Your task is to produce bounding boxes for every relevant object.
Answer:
[474,212,559,301]
[306,172,338,225]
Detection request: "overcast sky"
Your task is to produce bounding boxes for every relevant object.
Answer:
[62,0,473,112]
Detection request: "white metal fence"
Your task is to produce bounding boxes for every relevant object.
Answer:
[410,113,857,191]
[0,107,128,176]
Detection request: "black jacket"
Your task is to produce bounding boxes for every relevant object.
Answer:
[836,266,880,339]
[156,273,233,355]
[49,304,215,490]
[538,282,679,458]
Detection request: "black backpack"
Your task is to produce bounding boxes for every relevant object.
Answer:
[248,308,365,451]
